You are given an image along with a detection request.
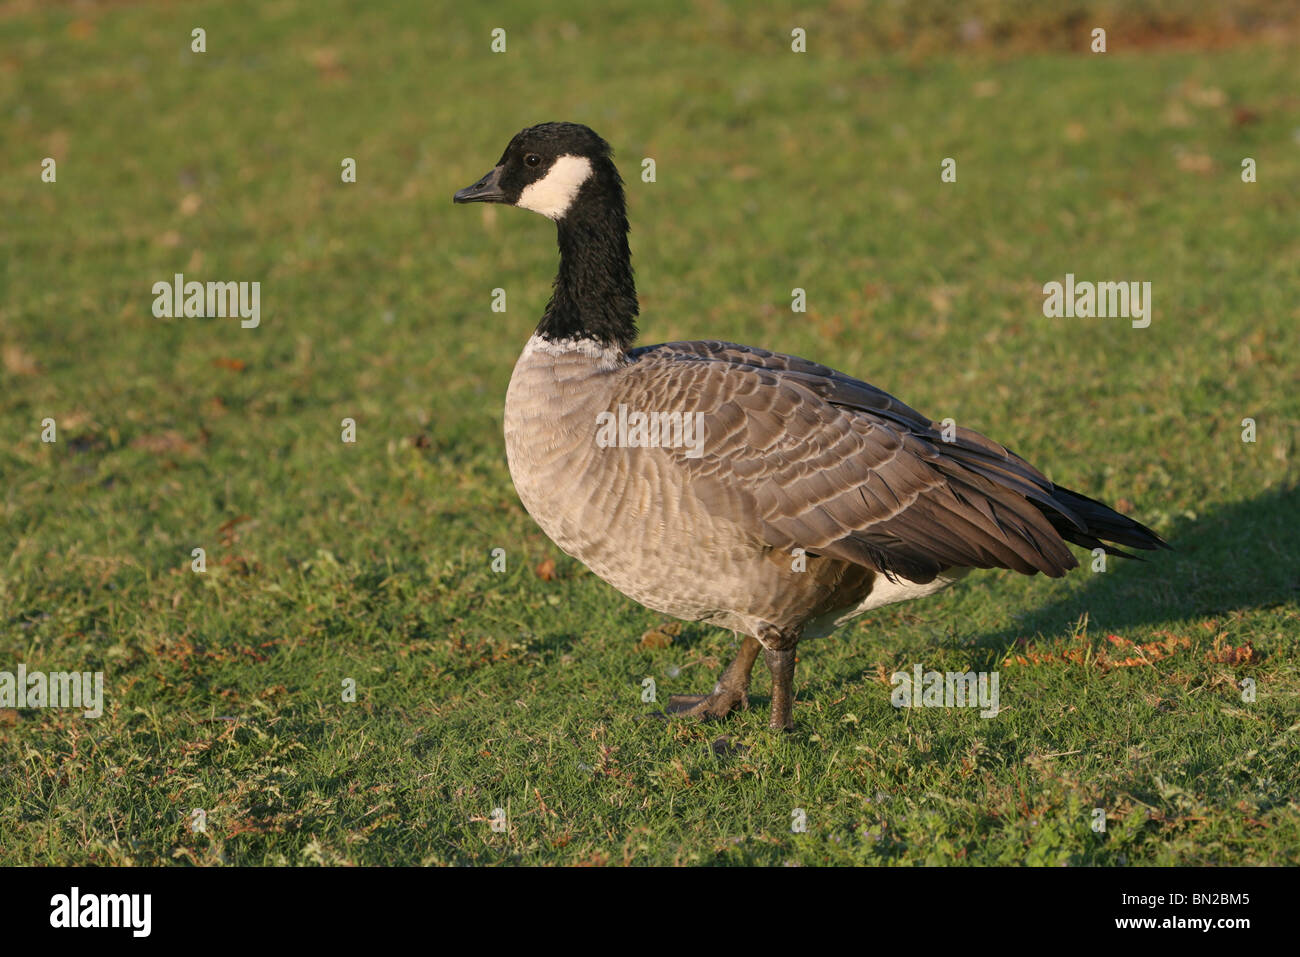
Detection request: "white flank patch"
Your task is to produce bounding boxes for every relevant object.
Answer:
[804,568,971,638]
[855,570,968,611]
[516,155,593,220]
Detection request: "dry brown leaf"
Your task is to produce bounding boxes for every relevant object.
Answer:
[130,430,198,456]
[217,515,253,546]
[1176,152,1214,174]
[1206,640,1258,666]
[2,345,39,376]
[638,621,680,649]
[639,630,672,650]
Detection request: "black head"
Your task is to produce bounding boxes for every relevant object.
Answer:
[453,122,618,221]
[455,123,638,350]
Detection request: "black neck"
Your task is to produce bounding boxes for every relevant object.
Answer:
[535,172,638,352]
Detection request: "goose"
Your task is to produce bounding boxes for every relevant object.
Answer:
[453,122,1168,730]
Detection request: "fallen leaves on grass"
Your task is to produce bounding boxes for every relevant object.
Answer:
[1105,632,1192,667]
[1232,106,1260,126]
[1004,631,1195,670]
[130,430,201,457]
[217,553,260,576]
[2,344,39,376]
[534,557,557,580]
[1205,637,1258,666]
[217,514,254,545]
[638,621,681,649]
[1175,152,1215,174]
[309,47,349,81]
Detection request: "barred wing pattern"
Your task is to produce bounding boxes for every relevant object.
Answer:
[621,340,1089,583]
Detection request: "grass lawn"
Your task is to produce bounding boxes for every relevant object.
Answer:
[1,0,1297,865]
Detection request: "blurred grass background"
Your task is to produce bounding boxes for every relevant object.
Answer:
[0,0,1297,865]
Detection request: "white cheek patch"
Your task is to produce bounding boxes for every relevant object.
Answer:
[516,155,593,220]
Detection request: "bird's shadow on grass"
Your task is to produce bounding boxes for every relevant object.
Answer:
[976,483,1298,649]
[825,483,1298,683]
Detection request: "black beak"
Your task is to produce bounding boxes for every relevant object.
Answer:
[454,166,507,204]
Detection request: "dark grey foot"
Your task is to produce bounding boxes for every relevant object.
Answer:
[665,686,749,721]
[663,634,762,723]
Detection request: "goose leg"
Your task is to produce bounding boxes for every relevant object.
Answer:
[764,647,797,731]
[666,635,761,721]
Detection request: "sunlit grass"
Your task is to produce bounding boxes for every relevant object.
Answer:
[0,0,1297,865]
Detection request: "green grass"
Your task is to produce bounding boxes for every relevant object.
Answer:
[1,0,1297,866]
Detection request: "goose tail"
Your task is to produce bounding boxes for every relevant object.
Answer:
[1039,486,1171,560]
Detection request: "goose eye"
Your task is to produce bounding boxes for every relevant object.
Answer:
[524,153,542,168]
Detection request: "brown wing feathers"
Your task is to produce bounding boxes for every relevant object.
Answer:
[623,340,1166,581]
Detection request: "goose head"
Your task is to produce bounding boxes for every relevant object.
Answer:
[455,122,638,350]
[453,122,618,222]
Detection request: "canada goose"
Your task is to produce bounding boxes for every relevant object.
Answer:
[454,122,1168,730]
